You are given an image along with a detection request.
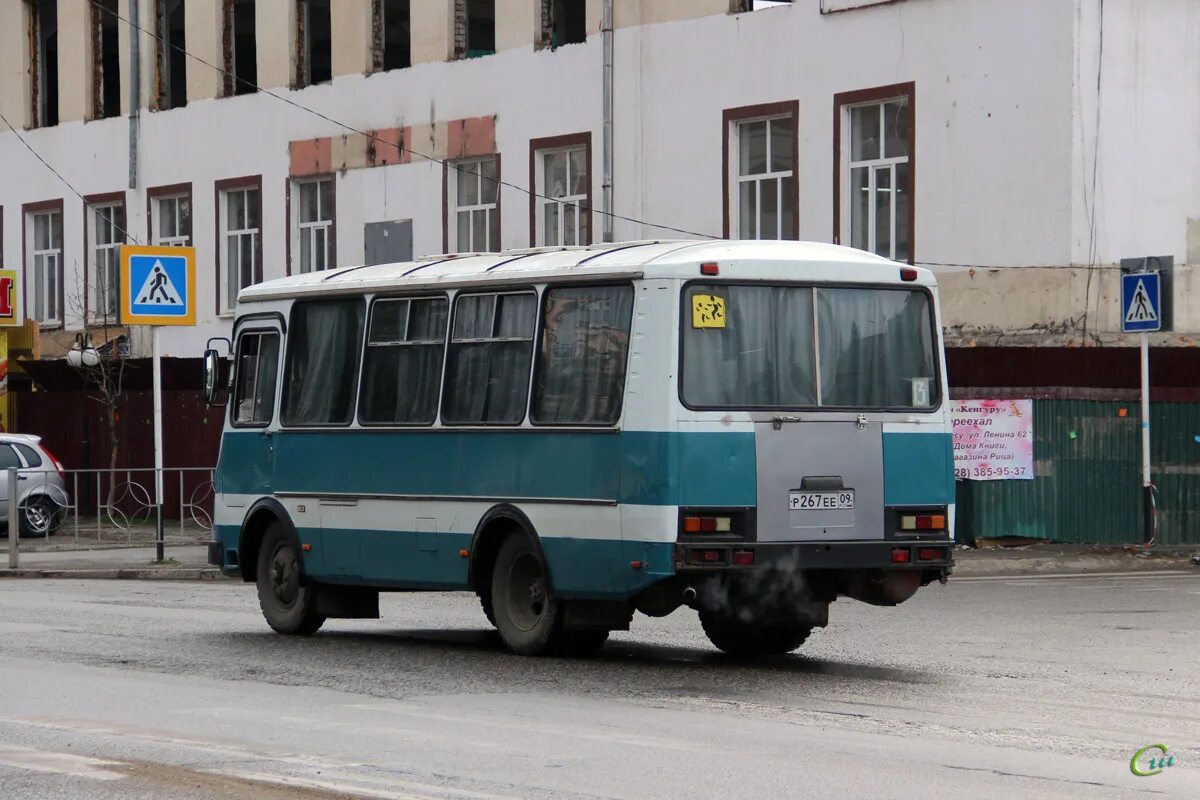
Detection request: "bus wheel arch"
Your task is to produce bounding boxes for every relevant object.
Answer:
[469,505,549,619]
[239,500,304,585]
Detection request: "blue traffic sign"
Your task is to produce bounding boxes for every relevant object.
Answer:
[120,246,196,326]
[1121,272,1161,333]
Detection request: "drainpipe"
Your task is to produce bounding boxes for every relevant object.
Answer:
[128,0,140,189]
[601,0,614,242]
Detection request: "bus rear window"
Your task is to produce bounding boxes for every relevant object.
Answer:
[682,284,939,410]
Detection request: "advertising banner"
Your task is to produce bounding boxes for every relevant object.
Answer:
[951,399,1034,480]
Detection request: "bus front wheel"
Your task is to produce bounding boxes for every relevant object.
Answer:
[256,523,325,636]
[698,610,811,657]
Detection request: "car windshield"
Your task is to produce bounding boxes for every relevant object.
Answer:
[681,283,939,409]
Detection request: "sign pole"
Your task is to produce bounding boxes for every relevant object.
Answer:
[153,325,165,562]
[1140,331,1152,544]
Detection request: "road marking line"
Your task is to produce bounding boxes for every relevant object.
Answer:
[956,570,1196,582]
[223,770,518,800]
[0,743,124,781]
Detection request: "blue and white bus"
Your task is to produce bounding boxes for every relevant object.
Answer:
[205,240,955,657]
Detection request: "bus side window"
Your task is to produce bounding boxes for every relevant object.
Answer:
[233,331,281,426]
[281,300,366,426]
[442,291,536,424]
[532,284,634,425]
[359,296,449,425]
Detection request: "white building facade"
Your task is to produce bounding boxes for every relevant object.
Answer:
[1,0,1196,359]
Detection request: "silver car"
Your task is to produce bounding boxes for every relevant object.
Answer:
[0,434,68,536]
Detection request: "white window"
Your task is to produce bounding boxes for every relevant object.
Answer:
[152,194,191,246]
[28,209,63,326]
[89,203,125,322]
[536,146,587,246]
[450,157,499,252]
[220,186,259,313]
[731,116,795,240]
[293,178,333,274]
[843,97,910,261]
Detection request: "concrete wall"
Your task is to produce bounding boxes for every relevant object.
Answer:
[332,0,372,77]
[0,0,1194,358]
[0,2,32,129]
[186,0,224,102]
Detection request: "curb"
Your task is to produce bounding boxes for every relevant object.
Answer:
[0,567,226,580]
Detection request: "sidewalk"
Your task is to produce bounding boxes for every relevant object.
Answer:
[1,542,1196,581]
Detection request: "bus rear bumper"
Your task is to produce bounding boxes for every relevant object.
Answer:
[674,540,954,573]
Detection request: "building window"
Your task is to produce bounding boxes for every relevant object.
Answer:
[26,206,62,326]
[292,177,334,274]
[539,0,586,49]
[297,0,332,87]
[454,0,494,59]
[223,0,257,95]
[217,180,261,313]
[150,187,192,246]
[531,135,590,247]
[722,101,797,240]
[835,83,914,262]
[449,157,499,253]
[156,0,187,109]
[92,0,120,119]
[29,0,59,127]
[442,291,536,425]
[372,0,410,71]
[87,199,127,322]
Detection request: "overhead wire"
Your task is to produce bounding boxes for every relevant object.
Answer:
[86,0,720,241]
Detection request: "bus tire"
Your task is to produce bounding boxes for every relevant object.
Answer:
[479,593,497,627]
[698,611,811,656]
[256,523,325,636]
[490,532,562,656]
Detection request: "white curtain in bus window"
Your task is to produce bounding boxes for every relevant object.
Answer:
[281,300,365,425]
[816,288,936,408]
[359,297,448,424]
[682,285,816,407]
[442,292,536,424]
[233,332,280,425]
[533,285,634,424]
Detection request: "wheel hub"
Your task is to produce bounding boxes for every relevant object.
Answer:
[506,552,548,632]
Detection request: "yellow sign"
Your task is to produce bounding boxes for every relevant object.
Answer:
[691,294,727,329]
[0,269,21,327]
[120,245,197,326]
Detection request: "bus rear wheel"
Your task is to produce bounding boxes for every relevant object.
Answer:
[698,610,811,657]
[490,532,608,657]
[256,523,325,635]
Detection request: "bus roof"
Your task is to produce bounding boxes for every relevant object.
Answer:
[238,239,931,303]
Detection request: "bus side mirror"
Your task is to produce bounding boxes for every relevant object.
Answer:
[204,337,232,407]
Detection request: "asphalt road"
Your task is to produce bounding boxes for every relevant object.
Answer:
[0,572,1197,799]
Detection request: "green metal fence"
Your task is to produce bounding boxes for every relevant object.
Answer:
[955,400,1199,545]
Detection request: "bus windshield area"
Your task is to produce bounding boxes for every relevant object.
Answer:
[682,283,939,410]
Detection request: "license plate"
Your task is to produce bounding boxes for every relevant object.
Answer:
[789,491,855,511]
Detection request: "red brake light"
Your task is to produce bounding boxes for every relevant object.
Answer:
[900,267,918,282]
[40,444,66,479]
[702,549,721,562]
[700,263,720,276]
[917,548,944,561]
[732,550,754,566]
[891,547,911,563]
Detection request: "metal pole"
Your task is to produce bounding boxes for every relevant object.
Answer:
[128,0,140,189]
[1140,331,1153,544]
[601,0,614,243]
[153,326,165,561]
[7,468,18,569]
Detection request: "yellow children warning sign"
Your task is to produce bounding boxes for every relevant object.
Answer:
[691,294,726,328]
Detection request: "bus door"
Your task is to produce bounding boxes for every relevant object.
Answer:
[752,414,886,542]
[225,322,284,500]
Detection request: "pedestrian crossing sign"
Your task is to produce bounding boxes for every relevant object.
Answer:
[1121,272,1161,333]
[120,245,196,326]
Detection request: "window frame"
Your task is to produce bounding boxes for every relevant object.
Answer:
[440,287,538,427]
[229,326,283,429]
[528,281,635,429]
[721,100,798,240]
[22,198,64,330]
[295,0,332,88]
[676,279,942,414]
[529,132,592,247]
[155,0,188,110]
[214,175,263,316]
[83,191,127,324]
[223,0,258,96]
[833,82,915,264]
[279,297,366,429]
[288,175,336,275]
[356,292,451,428]
[445,156,501,254]
[147,182,193,247]
[371,0,411,72]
